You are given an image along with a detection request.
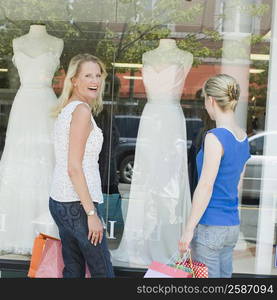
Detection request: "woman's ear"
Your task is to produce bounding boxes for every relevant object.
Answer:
[208,96,214,106]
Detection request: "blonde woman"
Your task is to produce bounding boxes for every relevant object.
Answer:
[179,74,250,278]
[49,53,114,278]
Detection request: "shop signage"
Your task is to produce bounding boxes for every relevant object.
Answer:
[101,217,117,239]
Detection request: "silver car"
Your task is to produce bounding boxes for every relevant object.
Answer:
[240,130,277,242]
[242,130,277,202]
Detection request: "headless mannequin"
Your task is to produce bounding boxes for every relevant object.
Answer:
[142,38,193,73]
[112,38,193,266]
[12,24,63,59]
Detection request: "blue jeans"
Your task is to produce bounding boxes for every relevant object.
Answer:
[49,197,114,278]
[190,224,240,278]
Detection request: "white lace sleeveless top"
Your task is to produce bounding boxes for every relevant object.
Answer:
[50,100,104,203]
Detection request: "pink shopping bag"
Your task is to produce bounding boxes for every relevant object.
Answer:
[30,233,90,278]
[144,261,193,278]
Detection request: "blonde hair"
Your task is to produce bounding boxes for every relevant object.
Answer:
[203,74,240,111]
[52,53,107,117]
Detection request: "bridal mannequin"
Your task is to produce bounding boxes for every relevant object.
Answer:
[0,24,63,255]
[142,38,193,72]
[112,39,193,266]
[12,24,63,58]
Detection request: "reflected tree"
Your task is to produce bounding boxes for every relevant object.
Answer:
[0,0,270,66]
[0,0,271,101]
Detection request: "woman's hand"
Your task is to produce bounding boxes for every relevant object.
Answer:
[87,214,104,246]
[178,228,194,257]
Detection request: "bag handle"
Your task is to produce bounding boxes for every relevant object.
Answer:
[166,250,195,278]
[184,249,195,278]
[166,251,182,266]
[39,233,60,241]
[170,249,196,278]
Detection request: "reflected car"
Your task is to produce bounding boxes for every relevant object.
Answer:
[114,115,140,184]
[241,130,277,204]
[114,115,203,184]
[240,130,277,243]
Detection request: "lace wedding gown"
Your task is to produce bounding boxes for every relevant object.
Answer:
[0,51,60,255]
[112,63,192,266]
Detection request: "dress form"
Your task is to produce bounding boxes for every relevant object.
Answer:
[142,38,193,73]
[12,24,63,58]
[112,39,193,266]
[0,25,63,255]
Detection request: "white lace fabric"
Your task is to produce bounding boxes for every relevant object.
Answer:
[50,101,104,204]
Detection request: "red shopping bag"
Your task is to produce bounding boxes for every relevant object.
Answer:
[28,233,90,278]
[176,250,208,278]
[182,260,208,278]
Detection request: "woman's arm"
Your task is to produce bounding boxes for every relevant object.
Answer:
[68,103,103,246]
[179,133,223,255]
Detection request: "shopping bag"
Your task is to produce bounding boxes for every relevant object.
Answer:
[35,235,65,278]
[28,233,91,278]
[144,261,193,278]
[144,251,194,278]
[176,249,208,278]
[27,233,58,278]
[182,260,208,278]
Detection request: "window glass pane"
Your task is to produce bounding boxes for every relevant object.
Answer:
[0,0,276,277]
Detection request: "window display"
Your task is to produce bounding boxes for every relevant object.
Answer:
[0,24,63,254]
[0,0,276,278]
[112,38,193,266]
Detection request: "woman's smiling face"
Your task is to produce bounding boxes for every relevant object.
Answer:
[72,61,102,102]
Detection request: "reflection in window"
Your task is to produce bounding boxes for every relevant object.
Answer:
[250,136,264,155]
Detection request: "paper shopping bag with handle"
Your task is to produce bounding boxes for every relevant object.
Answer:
[144,261,193,278]
[28,233,91,278]
[176,249,208,278]
[144,252,194,278]
[27,233,59,278]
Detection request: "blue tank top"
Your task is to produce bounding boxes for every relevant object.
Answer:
[196,127,251,226]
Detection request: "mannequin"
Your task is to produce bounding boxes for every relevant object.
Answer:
[142,38,193,72]
[12,24,63,58]
[112,39,193,266]
[0,25,63,255]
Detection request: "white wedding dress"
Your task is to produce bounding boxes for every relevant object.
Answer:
[0,51,60,255]
[112,63,192,267]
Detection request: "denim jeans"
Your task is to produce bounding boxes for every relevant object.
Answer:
[190,224,240,278]
[49,197,114,278]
